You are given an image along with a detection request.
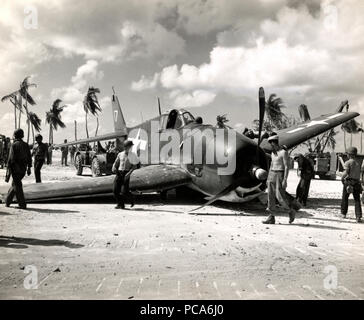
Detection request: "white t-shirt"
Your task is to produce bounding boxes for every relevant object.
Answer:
[114,150,140,171]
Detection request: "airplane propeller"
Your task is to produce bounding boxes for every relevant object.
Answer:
[188,177,245,213]
[188,88,268,213]
[257,87,266,147]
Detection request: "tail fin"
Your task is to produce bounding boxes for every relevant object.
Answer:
[111,90,127,135]
[112,89,128,150]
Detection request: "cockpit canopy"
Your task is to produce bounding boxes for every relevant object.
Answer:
[159,109,195,130]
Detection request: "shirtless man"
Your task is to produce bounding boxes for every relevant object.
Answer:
[263,134,295,224]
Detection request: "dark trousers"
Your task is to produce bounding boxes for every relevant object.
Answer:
[113,171,133,207]
[34,159,44,183]
[70,153,75,164]
[61,153,68,166]
[341,183,362,218]
[296,177,311,205]
[6,172,26,208]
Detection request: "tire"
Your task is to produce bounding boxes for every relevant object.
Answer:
[91,157,102,177]
[75,154,83,176]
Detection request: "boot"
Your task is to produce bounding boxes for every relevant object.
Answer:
[289,209,296,224]
[262,214,275,224]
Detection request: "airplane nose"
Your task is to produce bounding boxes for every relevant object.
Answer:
[251,166,268,181]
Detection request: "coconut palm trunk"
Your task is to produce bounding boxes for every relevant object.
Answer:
[85,112,89,138]
[95,117,99,136]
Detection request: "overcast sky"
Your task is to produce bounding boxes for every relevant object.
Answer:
[1,0,364,150]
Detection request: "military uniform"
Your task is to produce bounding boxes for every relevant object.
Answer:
[341,147,362,222]
[263,134,295,224]
[61,145,68,166]
[32,140,48,183]
[5,131,32,209]
[295,154,314,206]
[112,141,140,209]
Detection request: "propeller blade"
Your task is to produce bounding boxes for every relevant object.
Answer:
[188,177,244,213]
[257,87,265,146]
[157,97,162,116]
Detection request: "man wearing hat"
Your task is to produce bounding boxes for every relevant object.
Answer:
[263,133,295,224]
[32,134,48,183]
[5,129,32,209]
[341,147,362,223]
[112,140,140,209]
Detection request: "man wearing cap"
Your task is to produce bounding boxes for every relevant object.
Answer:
[112,140,140,209]
[32,134,48,183]
[5,129,32,209]
[341,147,362,223]
[263,134,295,224]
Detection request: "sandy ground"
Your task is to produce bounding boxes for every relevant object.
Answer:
[0,151,363,300]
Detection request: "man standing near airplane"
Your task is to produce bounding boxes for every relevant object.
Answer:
[112,140,140,209]
[5,129,32,209]
[32,134,48,183]
[263,134,295,224]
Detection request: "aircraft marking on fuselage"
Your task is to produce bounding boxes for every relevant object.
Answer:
[286,113,343,134]
[130,128,147,152]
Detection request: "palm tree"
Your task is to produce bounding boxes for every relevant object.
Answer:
[342,119,363,151]
[216,114,232,129]
[1,92,23,129]
[45,99,66,144]
[19,77,37,143]
[83,87,101,138]
[265,93,287,129]
[27,112,42,144]
[1,76,37,139]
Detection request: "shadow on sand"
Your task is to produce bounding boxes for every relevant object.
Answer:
[0,235,84,249]
[26,207,80,214]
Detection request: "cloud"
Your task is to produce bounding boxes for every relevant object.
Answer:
[131,73,160,91]
[169,89,216,107]
[51,60,104,124]
[133,0,364,107]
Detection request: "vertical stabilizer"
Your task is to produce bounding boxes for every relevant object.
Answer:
[111,89,128,150]
[111,90,127,135]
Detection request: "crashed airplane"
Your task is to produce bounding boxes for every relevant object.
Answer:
[0,87,359,208]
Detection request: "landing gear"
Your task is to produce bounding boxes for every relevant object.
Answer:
[75,154,83,176]
[91,157,102,177]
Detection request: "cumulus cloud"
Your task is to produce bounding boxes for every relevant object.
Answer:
[133,0,364,110]
[51,60,104,124]
[131,73,160,91]
[169,89,216,107]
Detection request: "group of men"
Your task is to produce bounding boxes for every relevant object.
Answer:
[60,140,76,166]
[2,128,364,223]
[262,134,362,224]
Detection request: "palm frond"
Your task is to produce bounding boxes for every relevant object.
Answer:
[298,104,311,122]
[342,119,363,134]
[28,112,42,132]
[83,87,101,115]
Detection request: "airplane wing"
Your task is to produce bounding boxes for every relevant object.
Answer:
[0,165,192,202]
[260,111,359,152]
[55,131,127,148]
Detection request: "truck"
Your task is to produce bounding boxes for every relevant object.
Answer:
[306,151,338,180]
[73,142,119,177]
